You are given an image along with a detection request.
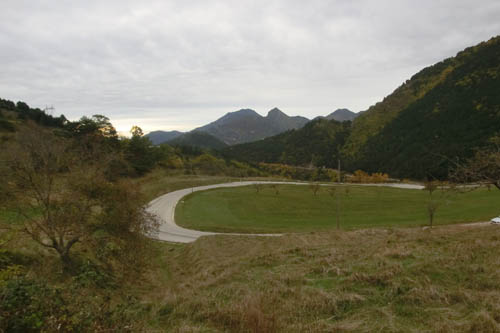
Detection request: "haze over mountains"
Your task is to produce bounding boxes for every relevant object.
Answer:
[146,108,359,146]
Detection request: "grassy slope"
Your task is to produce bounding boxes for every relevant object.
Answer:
[135,168,289,202]
[157,225,500,332]
[176,185,500,233]
[2,174,500,331]
[133,169,238,202]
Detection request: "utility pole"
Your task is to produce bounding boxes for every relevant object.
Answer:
[43,105,55,115]
[337,159,341,229]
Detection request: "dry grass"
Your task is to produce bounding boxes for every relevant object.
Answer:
[148,224,500,332]
[4,172,500,331]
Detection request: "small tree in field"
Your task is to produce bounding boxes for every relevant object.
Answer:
[327,186,350,229]
[2,126,158,271]
[424,181,439,228]
[253,183,263,194]
[310,183,321,196]
[269,183,280,195]
[423,180,455,228]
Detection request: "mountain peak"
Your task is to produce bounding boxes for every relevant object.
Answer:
[266,107,287,119]
[325,109,357,122]
[193,107,308,145]
[230,108,260,116]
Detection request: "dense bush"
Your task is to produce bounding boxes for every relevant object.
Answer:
[0,274,148,332]
[258,163,338,181]
[0,278,67,332]
[347,170,389,183]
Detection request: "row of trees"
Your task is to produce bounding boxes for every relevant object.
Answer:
[347,170,389,183]
[0,98,68,128]
[258,163,339,181]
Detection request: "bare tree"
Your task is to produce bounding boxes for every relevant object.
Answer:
[327,185,351,229]
[452,149,500,190]
[424,181,439,228]
[2,126,158,271]
[269,183,280,195]
[253,183,263,194]
[310,183,321,196]
[423,180,456,228]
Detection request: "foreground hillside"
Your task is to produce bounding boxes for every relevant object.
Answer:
[2,166,500,331]
[158,224,500,332]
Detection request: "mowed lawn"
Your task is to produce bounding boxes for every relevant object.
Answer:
[175,184,500,233]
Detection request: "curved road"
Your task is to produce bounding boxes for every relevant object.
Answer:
[146,181,424,243]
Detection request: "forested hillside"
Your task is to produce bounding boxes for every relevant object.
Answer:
[0,98,67,130]
[168,131,228,150]
[223,118,351,168]
[347,35,500,178]
[146,130,183,145]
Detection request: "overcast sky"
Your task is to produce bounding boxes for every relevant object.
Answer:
[1,1,499,134]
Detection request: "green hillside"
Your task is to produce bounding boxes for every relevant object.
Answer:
[348,36,500,178]
[169,131,228,150]
[222,118,351,168]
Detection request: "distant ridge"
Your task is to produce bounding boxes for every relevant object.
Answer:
[145,107,356,147]
[168,131,228,150]
[192,107,309,145]
[146,130,183,145]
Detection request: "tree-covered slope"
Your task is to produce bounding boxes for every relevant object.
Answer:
[168,131,228,150]
[342,53,457,163]
[0,98,67,131]
[222,118,351,168]
[349,35,500,178]
[145,130,184,145]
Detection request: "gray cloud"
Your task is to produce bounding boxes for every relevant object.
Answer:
[1,0,499,133]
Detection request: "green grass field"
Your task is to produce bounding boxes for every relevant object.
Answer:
[176,184,500,232]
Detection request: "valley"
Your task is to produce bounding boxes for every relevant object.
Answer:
[1,28,499,332]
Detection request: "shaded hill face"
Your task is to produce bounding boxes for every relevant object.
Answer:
[222,118,351,168]
[168,131,228,150]
[194,108,309,145]
[345,35,500,178]
[145,130,183,145]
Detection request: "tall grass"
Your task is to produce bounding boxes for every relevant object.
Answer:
[153,225,500,332]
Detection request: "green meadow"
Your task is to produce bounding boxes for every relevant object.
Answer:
[176,184,500,233]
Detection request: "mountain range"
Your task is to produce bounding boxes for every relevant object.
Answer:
[224,35,500,179]
[145,108,358,147]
